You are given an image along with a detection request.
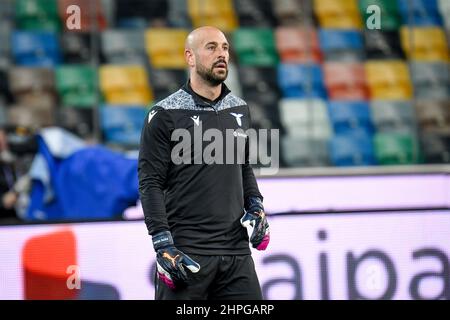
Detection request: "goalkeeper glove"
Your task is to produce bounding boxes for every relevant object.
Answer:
[152,231,200,290]
[240,196,270,251]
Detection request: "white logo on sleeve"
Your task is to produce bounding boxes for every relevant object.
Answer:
[230,113,243,127]
[148,110,158,123]
[191,115,200,126]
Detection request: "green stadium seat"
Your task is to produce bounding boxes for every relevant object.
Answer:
[55,65,98,107]
[233,28,279,66]
[374,132,421,165]
[358,0,401,30]
[15,0,61,32]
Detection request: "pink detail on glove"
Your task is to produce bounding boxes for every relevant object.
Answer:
[158,272,176,290]
[256,234,270,251]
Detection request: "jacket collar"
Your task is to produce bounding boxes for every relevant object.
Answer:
[182,80,231,107]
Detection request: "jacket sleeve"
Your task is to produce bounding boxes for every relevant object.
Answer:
[242,106,263,204]
[138,107,172,235]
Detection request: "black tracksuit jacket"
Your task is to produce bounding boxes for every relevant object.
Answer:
[138,81,263,255]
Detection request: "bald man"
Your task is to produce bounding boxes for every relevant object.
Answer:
[138,26,270,300]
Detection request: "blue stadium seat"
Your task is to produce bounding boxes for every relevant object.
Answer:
[327,101,374,135]
[318,29,364,61]
[11,31,61,66]
[277,63,327,98]
[100,105,148,146]
[397,0,443,26]
[329,132,376,166]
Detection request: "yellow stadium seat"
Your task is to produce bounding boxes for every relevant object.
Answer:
[145,28,188,69]
[400,27,449,62]
[314,0,362,29]
[365,60,413,100]
[188,0,238,32]
[99,65,153,105]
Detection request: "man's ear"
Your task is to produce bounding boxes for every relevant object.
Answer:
[185,49,195,67]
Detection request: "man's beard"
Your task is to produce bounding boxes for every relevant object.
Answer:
[196,62,228,87]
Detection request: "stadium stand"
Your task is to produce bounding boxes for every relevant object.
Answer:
[0,0,448,170]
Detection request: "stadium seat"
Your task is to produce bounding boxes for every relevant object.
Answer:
[8,67,56,108]
[363,30,405,60]
[0,104,6,126]
[187,0,238,32]
[272,0,314,26]
[58,0,108,32]
[167,0,192,28]
[238,66,278,93]
[15,0,61,32]
[329,132,376,166]
[55,65,97,107]
[282,136,330,167]
[415,100,450,133]
[314,0,363,29]
[60,32,95,64]
[279,98,332,139]
[358,0,401,30]
[397,0,443,26]
[275,27,322,63]
[238,66,282,129]
[11,31,61,67]
[323,62,369,100]
[0,70,13,105]
[278,63,327,99]
[438,0,450,28]
[245,96,282,130]
[0,19,12,69]
[419,132,450,163]
[365,60,413,99]
[115,0,168,28]
[400,26,449,62]
[318,29,364,62]
[56,107,94,139]
[374,132,420,165]
[7,103,55,129]
[99,65,153,105]
[145,28,188,69]
[410,62,450,99]
[233,28,279,66]
[223,62,243,98]
[148,68,187,102]
[100,105,148,146]
[233,0,277,27]
[370,100,416,133]
[327,101,373,135]
[101,29,146,65]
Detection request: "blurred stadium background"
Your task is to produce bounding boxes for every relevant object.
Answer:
[0,0,449,300]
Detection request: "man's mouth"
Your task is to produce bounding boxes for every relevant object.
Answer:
[214,62,227,69]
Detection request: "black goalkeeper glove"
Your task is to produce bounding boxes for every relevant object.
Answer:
[240,196,270,251]
[152,231,200,290]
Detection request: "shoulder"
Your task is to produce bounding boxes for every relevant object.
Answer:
[151,89,201,111]
[217,93,248,111]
